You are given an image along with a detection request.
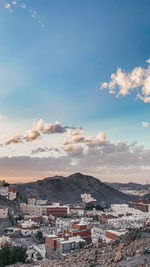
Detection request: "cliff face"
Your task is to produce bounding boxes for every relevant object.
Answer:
[18,173,133,207]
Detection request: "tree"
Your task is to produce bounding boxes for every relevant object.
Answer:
[15,214,24,222]
[3,182,10,187]
[0,243,27,266]
[84,203,104,211]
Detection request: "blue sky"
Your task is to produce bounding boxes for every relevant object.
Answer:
[1,0,150,182]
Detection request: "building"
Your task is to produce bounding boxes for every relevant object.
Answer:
[20,203,42,216]
[24,215,42,224]
[105,229,127,242]
[8,185,17,200]
[45,234,85,258]
[46,205,69,217]
[27,195,47,206]
[98,214,118,224]
[0,184,17,200]
[17,220,40,236]
[0,207,8,218]
[0,186,8,197]
[28,195,37,206]
[63,223,92,243]
[129,200,150,212]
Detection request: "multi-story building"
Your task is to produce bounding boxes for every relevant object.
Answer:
[0,185,17,200]
[28,195,37,206]
[0,186,8,197]
[63,223,92,243]
[27,195,47,206]
[20,203,42,216]
[45,234,86,258]
[98,214,118,224]
[0,207,8,218]
[46,205,68,217]
[129,200,150,212]
[17,220,40,236]
[105,229,127,242]
[8,186,17,200]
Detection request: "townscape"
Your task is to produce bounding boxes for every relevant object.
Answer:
[0,175,150,266]
[1,1,150,266]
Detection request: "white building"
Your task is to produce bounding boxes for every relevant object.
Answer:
[0,187,8,197]
[20,203,42,216]
[0,207,8,218]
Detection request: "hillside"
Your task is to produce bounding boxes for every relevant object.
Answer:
[106,182,150,191]
[0,196,19,234]
[17,173,134,207]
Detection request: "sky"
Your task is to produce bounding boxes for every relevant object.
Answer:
[1,0,150,183]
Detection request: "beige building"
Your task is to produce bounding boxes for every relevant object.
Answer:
[0,207,8,218]
[20,203,42,216]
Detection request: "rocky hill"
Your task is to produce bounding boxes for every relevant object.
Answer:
[17,173,134,207]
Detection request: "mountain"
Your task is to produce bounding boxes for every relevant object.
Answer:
[106,182,150,191]
[17,173,134,208]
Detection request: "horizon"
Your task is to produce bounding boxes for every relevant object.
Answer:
[2,172,150,185]
[1,0,150,184]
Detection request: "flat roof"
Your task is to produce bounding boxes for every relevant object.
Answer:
[46,234,58,238]
[106,229,127,236]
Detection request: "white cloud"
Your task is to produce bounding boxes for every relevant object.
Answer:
[96,132,106,144]
[142,121,149,128]
[2,120,78,146]
[72,136,85,143]
[5,135,23,145]
[2,0,45,28]
[101,59,150,102]
[146,58,150,64]
[3,0,26,11]
[62,139,70,145]
[67,129,85,137]
[64,144,83,156]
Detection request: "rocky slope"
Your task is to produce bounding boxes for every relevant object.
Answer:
[17,173,134,207]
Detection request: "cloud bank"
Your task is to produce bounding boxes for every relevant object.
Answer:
[1,137,150,183]
[1,120,150,183]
